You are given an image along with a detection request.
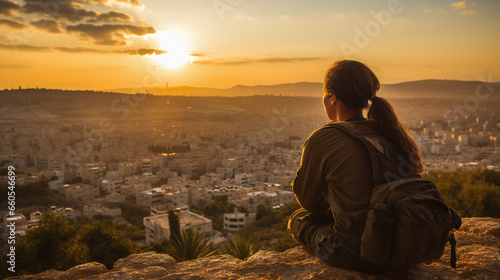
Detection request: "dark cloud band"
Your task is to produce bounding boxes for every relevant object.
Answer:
[0,18,28,29]
[0,42,165,56]
[66,23,156,45]
[31,19,63,33]
[0,0,21,16]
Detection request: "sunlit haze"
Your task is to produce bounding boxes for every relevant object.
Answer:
[152,30,195,69]
[0,0,499,90]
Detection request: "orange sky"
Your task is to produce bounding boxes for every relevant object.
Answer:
[0,0,499,90]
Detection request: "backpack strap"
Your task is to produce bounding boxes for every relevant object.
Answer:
[327,121,384,183]
[449,207,462,268]
[449,230,457,268]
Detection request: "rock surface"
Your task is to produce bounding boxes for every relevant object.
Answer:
[7,218,500,280]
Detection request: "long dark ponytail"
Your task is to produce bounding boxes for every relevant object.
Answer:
[324,60,423,173]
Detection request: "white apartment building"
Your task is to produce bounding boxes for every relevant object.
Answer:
[118,162,138,178]
[150,204,189,216]
[137,188,165,207]
[2,214,27,242]
[235,173,252,185]
[77,163,105,186]
[163,191,188,206]
[216,167,234,179]
[143,210,212,245]
[59,184,99,201]
[223,209,256,232]
[140,158,153,173]
[50,205,76,220]
[101,178,124,194]
[125,174,153,186]
[120,183,151,199]
[30,211,42,221]
[199,173,221,185]
[235,190,296,212]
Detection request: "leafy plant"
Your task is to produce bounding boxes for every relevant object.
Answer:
[16,211,77,273]
[221,236,263,260]
[76,219,139,269]
[163,229,218,262]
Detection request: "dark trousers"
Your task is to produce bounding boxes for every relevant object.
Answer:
[287,208,387,273]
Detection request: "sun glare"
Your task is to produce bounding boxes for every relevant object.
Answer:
[153,30,195,69]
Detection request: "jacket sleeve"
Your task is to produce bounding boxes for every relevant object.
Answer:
[291,135,329,212]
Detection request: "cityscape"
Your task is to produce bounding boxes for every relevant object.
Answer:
[1,87,498,250]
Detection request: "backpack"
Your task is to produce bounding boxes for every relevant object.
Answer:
[330,121,462,268]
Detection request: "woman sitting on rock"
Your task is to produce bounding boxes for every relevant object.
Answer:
[287,60,423,273]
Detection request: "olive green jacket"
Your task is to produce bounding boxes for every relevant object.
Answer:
[292,118,376,235]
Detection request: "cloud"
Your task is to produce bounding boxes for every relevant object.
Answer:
[88,11,133,23]
[22,0,139,23]
[1,0,159,55]
[31,19,64,33]
[66,23,156,45]
[438,7,447,15]
[23,0,98,22]
[461,9,477,15]
[194,56,322,66]
[0,42,165,56]
[119,48,166,55]
[117,0,143,6]
[54,46,165,55]
[79,0,143,7]
[423,8,432,13]
[0,18,28,29]
[0,42,51,51]
[452,1,466,9]
[189,53,206,57]
[0,0,21,16]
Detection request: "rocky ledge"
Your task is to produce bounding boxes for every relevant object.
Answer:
[7,218,500,280]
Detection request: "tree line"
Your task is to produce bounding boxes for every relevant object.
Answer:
[423,168,500,218]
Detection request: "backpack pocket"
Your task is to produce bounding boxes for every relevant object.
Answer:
[390,192,451,267]
[360,203,395,266]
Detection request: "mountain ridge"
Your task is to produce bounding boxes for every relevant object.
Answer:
[105,79,500,98]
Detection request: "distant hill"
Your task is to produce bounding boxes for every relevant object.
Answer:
[109,79,500,98]
[380,79,500,98]
[109,82,324,97]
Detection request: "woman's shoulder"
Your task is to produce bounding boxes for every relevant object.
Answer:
[317,119,374,134]
[308,120,363,143]
[306,120,378,148]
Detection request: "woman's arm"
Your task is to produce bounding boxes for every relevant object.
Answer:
[291,136,329,212]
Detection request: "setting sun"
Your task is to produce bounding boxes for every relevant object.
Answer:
[153,30,195,68]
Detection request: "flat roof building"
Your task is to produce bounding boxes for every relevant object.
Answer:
[143,210,212,245]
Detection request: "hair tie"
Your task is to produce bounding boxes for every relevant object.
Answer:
[369,95,377,101]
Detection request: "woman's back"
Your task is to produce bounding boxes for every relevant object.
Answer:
[292,118,373,234]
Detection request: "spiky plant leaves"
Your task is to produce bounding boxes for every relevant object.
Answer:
[222,236,263,260]
[164,229,218,262]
